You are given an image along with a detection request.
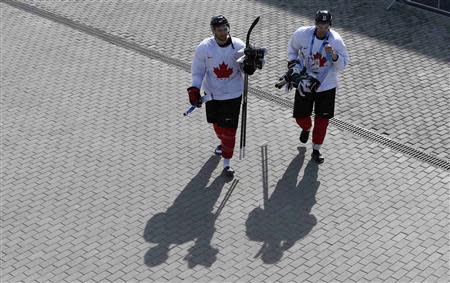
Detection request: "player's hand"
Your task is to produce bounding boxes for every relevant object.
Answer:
[187,86,202,107]
[325,44,338,61]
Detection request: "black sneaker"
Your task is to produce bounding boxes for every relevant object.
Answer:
[214,145,222,156]
[300,130,310,144]
[223,166,235,177]
[311,149,324,164]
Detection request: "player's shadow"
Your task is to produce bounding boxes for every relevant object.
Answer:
[246,147,320,264]
[143,155,232,268]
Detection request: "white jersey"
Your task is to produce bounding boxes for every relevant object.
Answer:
[191,37,246,101]
[287,26,349,92]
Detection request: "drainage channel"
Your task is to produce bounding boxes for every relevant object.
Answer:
[4,0,449,171]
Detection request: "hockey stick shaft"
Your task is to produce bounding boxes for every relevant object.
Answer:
[239,16,260,160]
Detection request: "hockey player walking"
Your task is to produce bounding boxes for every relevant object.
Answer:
[279,10,349,164]
[187,15,265,177]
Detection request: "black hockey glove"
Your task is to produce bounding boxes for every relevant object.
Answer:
[287,59,300,69]
[275,65,307,89]
[242,46,266,75]
[308,77,321,93]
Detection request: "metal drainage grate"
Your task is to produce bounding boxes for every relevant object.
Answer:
[5,0,449,171]
[250,86,450,171]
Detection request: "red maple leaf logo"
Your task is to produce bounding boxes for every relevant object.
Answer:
[313,52,327,67]
[213,62,233,79]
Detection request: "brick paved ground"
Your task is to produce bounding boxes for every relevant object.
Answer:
[2,1,449,282]
[9,0,450,160]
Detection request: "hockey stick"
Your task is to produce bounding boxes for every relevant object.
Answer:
[183,105,197,116]
[239,16,260,160]
[182,95,212,116]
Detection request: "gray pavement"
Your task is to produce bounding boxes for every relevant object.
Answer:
[1,1,449,282]
[8,0,450,160]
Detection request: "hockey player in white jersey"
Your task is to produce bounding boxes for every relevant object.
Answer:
[278,10,349,164]
[187,15,265,177]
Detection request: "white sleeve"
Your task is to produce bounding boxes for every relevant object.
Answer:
[331,36,349,72]
[234,39,246,60]
[233,39,246,71]
[191,43,206,88]
[287,29,302,62]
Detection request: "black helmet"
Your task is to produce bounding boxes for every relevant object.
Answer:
[315,10,332,26]
[210,15,234,48]
[210,15,230,29]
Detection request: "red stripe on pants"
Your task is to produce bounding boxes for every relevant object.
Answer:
[295,117,312,131]
[221,128,237,159]
[312,116,329,145]
[296,116,329,144]
[213,123,222,139]
[212,124,236,159]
